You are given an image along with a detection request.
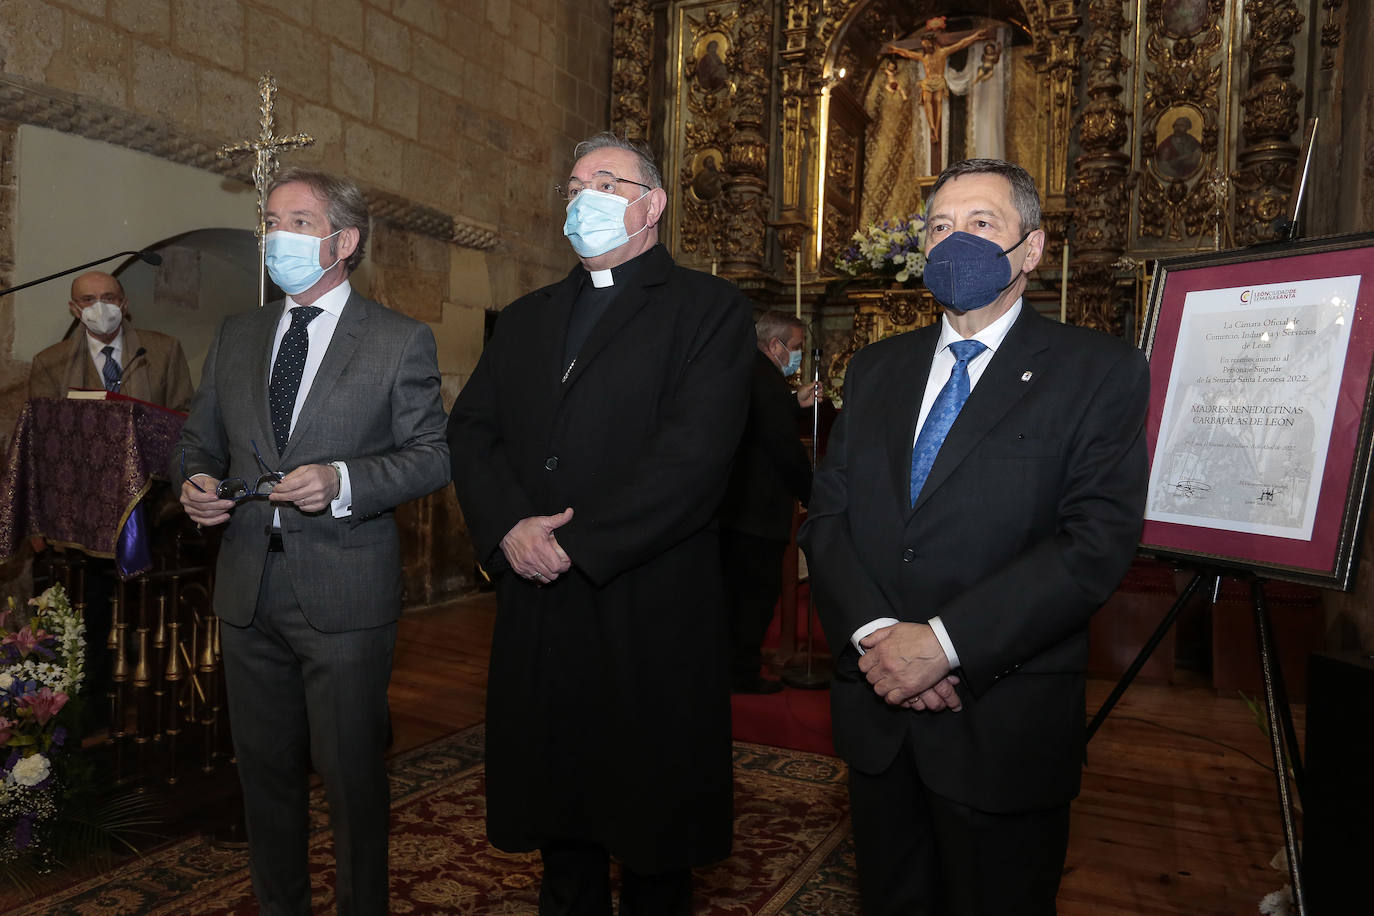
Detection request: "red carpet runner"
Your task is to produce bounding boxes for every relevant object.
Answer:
[731,583,837,756]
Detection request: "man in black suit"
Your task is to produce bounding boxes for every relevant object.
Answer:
[447,132,754,914]
[719,310,815,693]
[799,158,1149,915]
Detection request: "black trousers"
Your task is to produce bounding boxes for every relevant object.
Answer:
[848,733,1071,916]
[539,841,691,916]
[719,530,787,685]
[220,551,397,916]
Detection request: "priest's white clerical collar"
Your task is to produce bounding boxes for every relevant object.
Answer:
[588,268,614,288]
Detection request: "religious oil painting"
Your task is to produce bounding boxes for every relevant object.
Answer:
[1162,0,1211,39]
[689,149,725,203]
[1153,105,1204,181]
[692,149,725,203]
[692,32,731,95]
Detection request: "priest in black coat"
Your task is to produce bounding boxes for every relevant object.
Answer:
[447,132,755,915]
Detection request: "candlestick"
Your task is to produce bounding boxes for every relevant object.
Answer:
[795,252,802,319]
[1060,243,1069,323]
[711,259,717,277]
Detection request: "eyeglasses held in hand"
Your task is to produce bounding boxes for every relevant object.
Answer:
[182,441,285,502]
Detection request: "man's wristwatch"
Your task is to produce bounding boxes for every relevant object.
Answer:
[329,461,343,500]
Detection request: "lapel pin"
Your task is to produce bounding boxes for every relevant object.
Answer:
[1021,371,1033,382]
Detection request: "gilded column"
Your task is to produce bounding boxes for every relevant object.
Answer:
[1232,0,1305,246]
[610,0,654,142]
[721,2,774,276]
[1039,4,1084,305]
[1067,0,1134,335]
[775,0,814,269]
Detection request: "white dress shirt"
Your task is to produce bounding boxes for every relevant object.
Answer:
[850,300,1025,668]
[269,280,354,518]
[85,327,126,380]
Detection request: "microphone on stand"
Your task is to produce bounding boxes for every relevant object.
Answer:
[110,348,145,393]
[782,345,832,690]
[0,249,163,298]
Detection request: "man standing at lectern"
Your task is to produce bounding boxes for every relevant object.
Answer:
[800,158,1149,915]
[175,168,449,914]
[28,270,194,410]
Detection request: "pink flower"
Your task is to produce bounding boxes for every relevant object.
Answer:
[0,716,13,745]
[2,625,49,658]
[22,688,68,726]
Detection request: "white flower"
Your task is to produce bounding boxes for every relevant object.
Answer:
[0,671,12,691]
[9,753,51,787]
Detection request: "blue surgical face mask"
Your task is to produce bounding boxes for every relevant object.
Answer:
[780,344,803,377]
[265,228,343,295]
[922,230,1032,312]
[563,188,651,258]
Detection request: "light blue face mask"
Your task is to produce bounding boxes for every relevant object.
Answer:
[563,188,650,258]
[781,347,803,377]
[265,228,343,295]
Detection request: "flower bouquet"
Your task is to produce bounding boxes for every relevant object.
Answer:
[834,214,928,285]
[1,585,84,872]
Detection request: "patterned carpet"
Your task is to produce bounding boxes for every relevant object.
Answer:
[14,726,860,914]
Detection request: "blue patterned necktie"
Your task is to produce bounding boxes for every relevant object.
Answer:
[910,339,988,505]
[269,305,323,455]
[100,345,121,392]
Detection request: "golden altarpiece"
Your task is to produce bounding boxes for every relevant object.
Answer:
[608,0,1346,398]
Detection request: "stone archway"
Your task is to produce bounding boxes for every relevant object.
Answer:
[9,124,259,367]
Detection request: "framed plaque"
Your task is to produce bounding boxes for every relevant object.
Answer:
[1139,232,1374,589]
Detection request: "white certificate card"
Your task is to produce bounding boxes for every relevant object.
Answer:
[1146,275,1361,540]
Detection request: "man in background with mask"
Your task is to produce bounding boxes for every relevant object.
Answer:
[175,167,449,914]
[28,270,194,410]
[799,158,1149,915]
[447,132,754,914]
[718,310,816,694]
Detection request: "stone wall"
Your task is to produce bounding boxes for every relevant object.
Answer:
[0,0,611,324]
[0,0,614,604]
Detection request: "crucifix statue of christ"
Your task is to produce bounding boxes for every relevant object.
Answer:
[217,72,314,309]
[883,17,994,172]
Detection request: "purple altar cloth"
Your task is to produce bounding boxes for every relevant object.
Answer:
[0,397,185,577]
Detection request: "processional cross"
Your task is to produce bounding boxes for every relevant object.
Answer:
[217,73,314,308]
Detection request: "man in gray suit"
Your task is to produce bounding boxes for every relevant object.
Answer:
[175,168,449,915]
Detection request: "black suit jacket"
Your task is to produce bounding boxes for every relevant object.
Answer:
[798,306,1149,813]
[719,350,812,540]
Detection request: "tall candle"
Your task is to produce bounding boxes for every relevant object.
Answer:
[1060,243,1070,323]
[711,259,717,277]
[795,251,802,319]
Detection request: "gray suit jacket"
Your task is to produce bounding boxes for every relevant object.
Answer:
[174,291,450,631]
[28,323,195,411]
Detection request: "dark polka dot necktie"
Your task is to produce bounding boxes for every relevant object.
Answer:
[269,305,323,455]
[100,345,121,392]
[910,339,988,505]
